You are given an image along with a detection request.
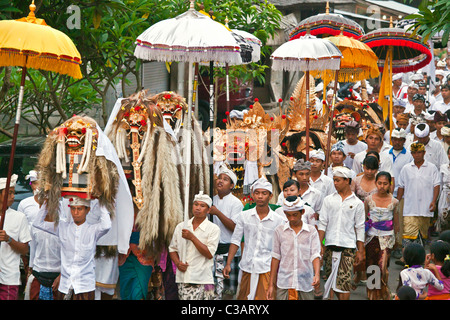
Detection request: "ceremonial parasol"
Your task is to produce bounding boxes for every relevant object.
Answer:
[289,2,364,40]
[221,19,262,115]
[0,1,82,229]
[314,31,380,173]
[134,1,242,244]
[360,18,432,141]
[271,34,342,160]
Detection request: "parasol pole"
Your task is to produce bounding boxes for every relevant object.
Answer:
[182,61,195,263]
[388,46,394,144]
[226,63,230,115]
[324,68,340,176]
[1,65,27,230]
[305,65,310,161]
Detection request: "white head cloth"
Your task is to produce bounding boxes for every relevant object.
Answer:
[25,170,38,182]
[0,174,18,190]
[217,164,237,185]
[309,149,326,161]
[193,191,212,207]
[424,112,434,121]
[251,177,273,194]
[441,125,450,137]
[282,196,305,212]
[414,123,430,138]
[68,196,91,207]
[332,166,355,179]
[392,73,403,81]
[391,128,407,139]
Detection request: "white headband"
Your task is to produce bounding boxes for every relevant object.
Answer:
[332,166,355,179]
[442,126,450,137]
[0,174,18,190]
[68,196,91,207]
[282,196,305,212]
[193,191,212,207]
[251,177,273,194]
[217,164,237,186]
[309,149,326,161]
[25,170,38,182]
[391,128,407,139]
[414,123,430,138]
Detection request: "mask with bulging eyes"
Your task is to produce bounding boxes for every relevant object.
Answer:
[120,105,148,138]
[62,118,97,152]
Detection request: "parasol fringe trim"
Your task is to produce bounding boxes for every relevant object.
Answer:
[0,52,82,79]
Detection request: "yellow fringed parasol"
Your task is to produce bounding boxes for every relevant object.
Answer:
[312,33,379,83]
[0,1,82,230]
[310,30,379,175]
[0,1,82,78]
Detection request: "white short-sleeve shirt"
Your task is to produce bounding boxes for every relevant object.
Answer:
[0,208,32,285]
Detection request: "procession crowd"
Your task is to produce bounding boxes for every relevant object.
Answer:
[1,58,450,302]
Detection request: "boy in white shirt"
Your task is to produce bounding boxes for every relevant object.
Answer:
[169,192,220,300]
[33,197,111,300]
[342,121,367,169]
[0,174,32,300]
[268,196,321,300]
[210,165,243,299]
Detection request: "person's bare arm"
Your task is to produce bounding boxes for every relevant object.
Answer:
[182,229,213,259]
[0,230,29,255]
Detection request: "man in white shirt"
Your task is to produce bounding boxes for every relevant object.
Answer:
[431,84,450,114]
[16,170,40,297]
[397,142,440,249]
[342,122,368,169]
[268,196,321,300]
[352,126,393,176]
[409,123,449,169]
[430,111,448,142]
[169,191,220,300]
[0,174,32,300]
[309,149,334,199]
[387,128,413,260]
[210,165,243,299]
[393,73,408,100]
[33,197,111,300]
[17,170,40,229]
[403,83,419,113]
[224,177,285,300]
[318,166,365,300]
[293,159,323,216]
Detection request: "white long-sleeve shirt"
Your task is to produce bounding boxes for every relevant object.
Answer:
[231,207,285,274]
[318,192,365,249]
[33,202,111,294]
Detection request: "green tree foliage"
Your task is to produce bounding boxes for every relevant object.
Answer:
[405,0,450,46]
[1,0,282,135]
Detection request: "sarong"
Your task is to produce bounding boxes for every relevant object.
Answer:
[214,251,240,298]
[119,252,153,300]
[237,271,270,300]
[365,237,392,300]
[323,247,355,299]
[0,284,19,300]
[402,216,431,246]
[177,283,216,300]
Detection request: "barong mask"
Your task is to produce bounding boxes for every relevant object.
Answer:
[37,115,119,222]
[214,101,289,200]
[153,91,186,130]
[114,95,165,209]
